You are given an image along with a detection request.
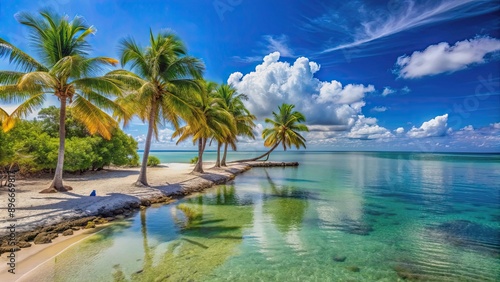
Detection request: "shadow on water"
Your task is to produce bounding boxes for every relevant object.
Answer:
[262,169,309,234]
[123,186,255,281]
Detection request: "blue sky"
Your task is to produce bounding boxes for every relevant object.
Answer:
[0,0,499,152]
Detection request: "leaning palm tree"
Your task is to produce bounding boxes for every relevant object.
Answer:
[235,103,308,162]
[214,84,255,166]
[173,80,235,173]
[0,11,128,193]
[116,31,204,185]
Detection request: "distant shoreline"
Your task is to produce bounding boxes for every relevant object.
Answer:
[139,150,500,154]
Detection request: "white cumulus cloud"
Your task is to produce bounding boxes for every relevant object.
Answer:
[347,116,393,140]
[228,52,376,127]
[407,114,449,138]
[396,37,500,78]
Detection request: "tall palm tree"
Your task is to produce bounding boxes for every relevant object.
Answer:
[117,31,204,185]
[0,11,128,193]
[235,103,308,162]
[214,84,255,166]
[173,80,235,173]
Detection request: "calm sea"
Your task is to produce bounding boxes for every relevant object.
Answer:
[25,151,500,281]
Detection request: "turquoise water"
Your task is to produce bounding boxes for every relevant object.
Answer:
[138,150,296,164]
[27,152,500,281]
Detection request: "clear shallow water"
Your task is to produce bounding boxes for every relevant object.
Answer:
[27,152,500,281]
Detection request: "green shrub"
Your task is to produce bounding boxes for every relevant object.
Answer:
[190,156,199,164]
[147,155,161,167]
[0,107,140,174]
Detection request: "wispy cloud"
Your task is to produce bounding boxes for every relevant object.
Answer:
[318,0,498,53]
[232,55,263,63]
[371,106,388,112]
[232,34,294,64]
[263,34,294,57]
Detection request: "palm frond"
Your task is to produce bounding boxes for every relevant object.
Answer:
[71,95,118,139]
[2,93,45,132]
[0,71,25,85]
[0,85,42,103]
[0,38,46,72]
[72,76,123,97]
[18,71,57,91]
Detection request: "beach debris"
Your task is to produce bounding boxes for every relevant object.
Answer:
[89,189,96,196]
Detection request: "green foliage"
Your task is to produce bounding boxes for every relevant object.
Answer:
[147,155,161,167]
[263,103,309,150]
[38,106,88,138]
[0,107,139,174]
[190,156,199,164]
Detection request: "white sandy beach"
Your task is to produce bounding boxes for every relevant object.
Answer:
[0,162,251,237]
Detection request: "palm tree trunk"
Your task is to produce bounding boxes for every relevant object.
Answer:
[140,209,153,273]
[43,97,70,193]
[136,103,156,186]
[232,142,280,163]
[193,138,204,173]
[221,143,228,166]
[215,141,222,167]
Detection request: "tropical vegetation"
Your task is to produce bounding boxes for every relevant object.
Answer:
[173,80,235,173]
[213,84,256,166]
[0,107,138,176]
[115,30,204,185]
[0,11,129,192]
[0,11,309,190]
[235,103,309,162]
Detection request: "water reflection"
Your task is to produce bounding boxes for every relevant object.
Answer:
[262,170,308,233]
[126,185,254,281]
[21,152,500,282]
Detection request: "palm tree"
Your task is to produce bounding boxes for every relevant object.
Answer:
[214,84,255,166]
[173,80,235,173]
[0,11,128,193]
[117,31,204,185]
[235,103,309,162]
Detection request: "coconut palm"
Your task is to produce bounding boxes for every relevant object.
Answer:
[173,80,235,173]
[0,11,128,192]
[236,103,308,162]
[213,84,255,166]
[117,31,204,185]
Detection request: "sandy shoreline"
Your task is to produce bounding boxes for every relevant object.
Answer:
[0,162,253,237]
[0,160,298,281]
